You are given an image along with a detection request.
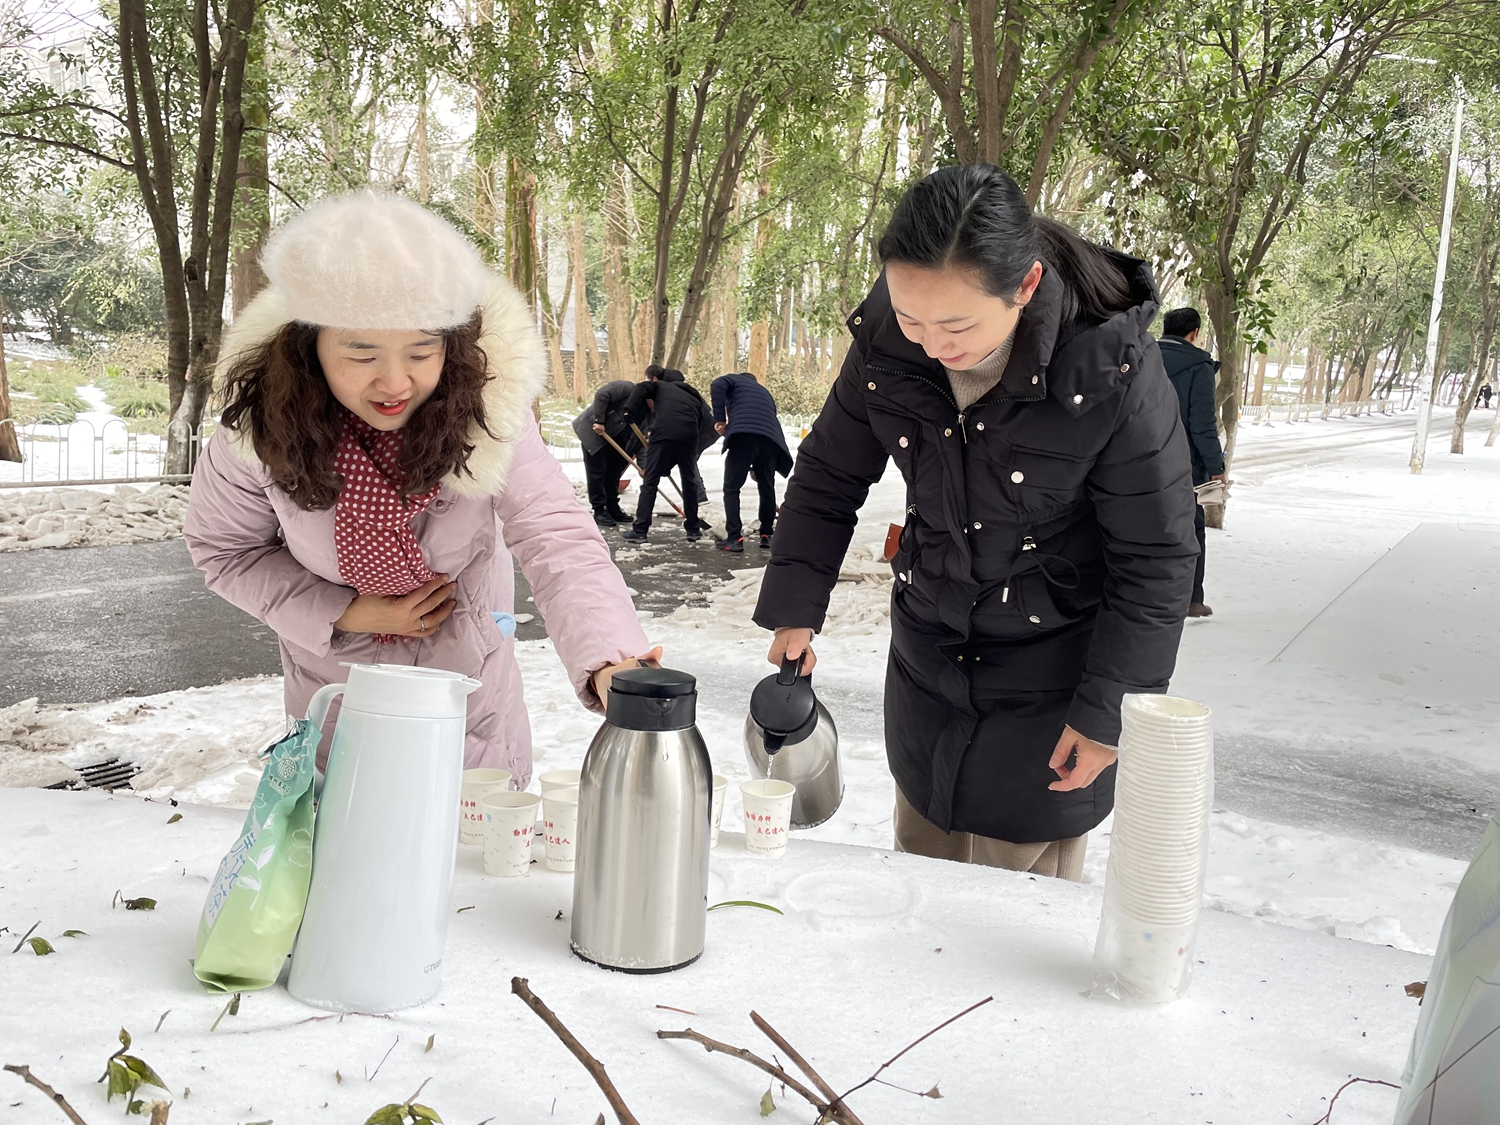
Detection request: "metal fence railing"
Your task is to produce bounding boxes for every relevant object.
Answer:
[1241,400,1400,425]
[0,416,215,489]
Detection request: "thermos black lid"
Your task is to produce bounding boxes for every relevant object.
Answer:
[748,655,819,753]
[606,666,698,731]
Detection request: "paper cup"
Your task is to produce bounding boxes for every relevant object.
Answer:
[741,779,795,857]
[482,791,540,877]
[543,785,580,873]
[539,768,582,794]
[460,768,512,845]
[710,775,727,849]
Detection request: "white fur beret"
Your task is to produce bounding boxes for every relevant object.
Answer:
[260,190,490,330]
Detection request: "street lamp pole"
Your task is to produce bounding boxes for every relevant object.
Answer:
[1411,78,1465,474]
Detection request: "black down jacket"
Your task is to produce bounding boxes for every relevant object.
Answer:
[753,257,1198,842]
[625,371,715,450]
[1158,336,1224,485]
[571,379,639,457]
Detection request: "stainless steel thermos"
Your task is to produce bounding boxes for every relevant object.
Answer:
[570,666,713,972]
[745,655,843,828]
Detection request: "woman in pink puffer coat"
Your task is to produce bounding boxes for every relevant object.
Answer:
[183,193,652,782]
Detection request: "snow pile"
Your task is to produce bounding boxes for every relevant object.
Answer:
[0,483,190,550]
[0,678,285,804]
[666,544,894,636]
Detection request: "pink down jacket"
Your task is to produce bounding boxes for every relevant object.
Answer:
[183,274,648,783]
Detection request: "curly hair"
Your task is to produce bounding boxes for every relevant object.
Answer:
[218,313,493,510]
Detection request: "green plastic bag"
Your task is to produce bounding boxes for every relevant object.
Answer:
[193,720,319,992]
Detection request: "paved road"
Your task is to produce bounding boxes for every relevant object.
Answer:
[5,519,1496,858]
[0,527,764,704]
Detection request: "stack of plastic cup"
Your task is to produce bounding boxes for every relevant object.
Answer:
[1091,693,1213,1004]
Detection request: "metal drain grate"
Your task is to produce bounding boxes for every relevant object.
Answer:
[44,757,139,791]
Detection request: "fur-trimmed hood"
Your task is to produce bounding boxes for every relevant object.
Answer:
[215,273,547,498]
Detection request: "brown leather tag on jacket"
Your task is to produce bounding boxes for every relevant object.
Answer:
[883,522,903,562]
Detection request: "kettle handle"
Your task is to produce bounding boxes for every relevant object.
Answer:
[306,682,346,733]
[777,654,804,686]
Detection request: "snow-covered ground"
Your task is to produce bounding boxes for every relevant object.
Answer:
[0,787,1432,1125]
[5,407,1492,963]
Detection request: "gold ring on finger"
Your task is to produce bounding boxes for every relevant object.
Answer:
[419,616,427,631]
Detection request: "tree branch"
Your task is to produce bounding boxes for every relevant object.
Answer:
[835,996,994,1104]
[511,977,640,1125]
[657,1027,857,1124]
[0,130,134,170]
[4,1064,90,1125]
[750,1011,866,1125]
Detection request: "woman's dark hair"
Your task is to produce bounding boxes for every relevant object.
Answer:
[877,163,1134,325]
[218,313,493,511]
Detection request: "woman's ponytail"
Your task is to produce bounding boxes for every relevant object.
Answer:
[878,163,1134,325]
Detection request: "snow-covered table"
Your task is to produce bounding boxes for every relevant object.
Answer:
[2,788,1426,1124]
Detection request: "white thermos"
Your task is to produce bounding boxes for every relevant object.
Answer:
[288,663,480,1012]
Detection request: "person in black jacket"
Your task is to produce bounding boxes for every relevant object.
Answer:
[1158,308,1225,618]
[571,379,641,527]
[753,165,1197,879]
[710,372,793,551]
[621,366,711,541]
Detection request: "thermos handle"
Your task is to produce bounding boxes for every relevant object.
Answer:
[306,682,346,733]
[777,654,805,685]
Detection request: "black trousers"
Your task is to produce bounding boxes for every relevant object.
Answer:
[723,433,779,539]
[1192,501,1206,603]
[632,437,700,533]
[582,442,630,513]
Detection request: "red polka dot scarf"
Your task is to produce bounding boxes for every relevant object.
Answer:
[333,409,442,644]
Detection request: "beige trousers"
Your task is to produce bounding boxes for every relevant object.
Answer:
[893,788,1088,881]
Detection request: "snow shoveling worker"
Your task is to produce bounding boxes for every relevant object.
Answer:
[184,191,657,780]
[755,164,1198,880]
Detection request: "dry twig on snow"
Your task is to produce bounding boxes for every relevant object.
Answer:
[4,1064,91,1125]
[656,1027,852,1123]
[749,1011,866,1125]
[511,976,641,1125]
[1310,1077,1401,1124]
[834,995,994,1105]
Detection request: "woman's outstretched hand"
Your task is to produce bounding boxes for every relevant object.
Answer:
[1047,725,1118,791]
[591,646,666,700]
[334,575,457,638]
[767,627,816,673]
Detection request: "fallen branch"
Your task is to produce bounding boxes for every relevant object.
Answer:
[4,1064,91,1125]
[749,1011,866,1125]
[511,977,641,1125]
[656,1028,856,1125]
[835,996,994,1104]
[1310,1077,1400,1124]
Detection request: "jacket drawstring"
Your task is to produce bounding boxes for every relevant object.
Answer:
[1001,536,1080,603]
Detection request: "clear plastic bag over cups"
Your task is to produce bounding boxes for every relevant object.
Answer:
[1090,693,1213,1004]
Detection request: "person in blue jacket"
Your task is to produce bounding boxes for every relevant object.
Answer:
[1158,307,1225,617]
[710,372,793,551]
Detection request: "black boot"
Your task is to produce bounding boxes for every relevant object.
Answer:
[593,509,618,528]
[620,527,649,542]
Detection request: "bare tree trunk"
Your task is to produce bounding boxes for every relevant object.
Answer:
[505,156,539,308]
[1251,351,1267,406]
[747,147,773,383]
[602,167,637,381]
[230,16,269,316]
[570,213,602,399]
[0,294,20,462]
[1201,280,1240,529]
[720,228,740,371]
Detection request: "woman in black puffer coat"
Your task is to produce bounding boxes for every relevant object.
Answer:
[753,165,1197,879]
